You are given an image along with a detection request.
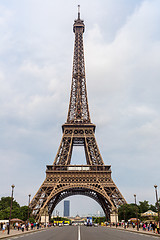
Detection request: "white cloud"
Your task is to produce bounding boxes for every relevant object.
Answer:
[0,0,160,214]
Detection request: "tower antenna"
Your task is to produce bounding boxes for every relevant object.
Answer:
[78,5,80,19]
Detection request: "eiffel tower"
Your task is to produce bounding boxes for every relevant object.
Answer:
[30,6,126,222]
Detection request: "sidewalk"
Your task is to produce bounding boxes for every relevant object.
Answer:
[109,225,160,237]
[0,227,53,239]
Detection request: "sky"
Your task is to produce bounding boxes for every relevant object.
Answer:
[0,0,160,217]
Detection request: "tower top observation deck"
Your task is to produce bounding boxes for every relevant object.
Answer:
[73,5,85,33]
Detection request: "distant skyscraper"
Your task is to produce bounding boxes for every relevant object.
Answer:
[64,200,70,217]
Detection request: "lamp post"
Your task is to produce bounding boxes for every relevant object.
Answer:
[134,194,139,231]
[27,194,31,231]
[45,208,46,227]
[154,185,160,232]
[123,204,126,228]
[8,184,15,235]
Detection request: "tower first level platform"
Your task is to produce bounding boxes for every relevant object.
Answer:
[31,165,126,221]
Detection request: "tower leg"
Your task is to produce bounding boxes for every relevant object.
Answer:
[40,206,49,225]
[110,208,118,224]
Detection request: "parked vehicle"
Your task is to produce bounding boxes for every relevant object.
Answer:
[94,223,98,227]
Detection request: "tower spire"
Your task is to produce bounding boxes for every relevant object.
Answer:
[78,5,80,19]
[67,7,90,124]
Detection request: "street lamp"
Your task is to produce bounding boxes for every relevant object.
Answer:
[154,185,160,232]
[134,194,139,231]
[123,204,126,228]
[8,184,15,235]
[27,194,31,231]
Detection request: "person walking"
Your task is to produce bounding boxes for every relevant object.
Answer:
[21,224,25,232]
[152,222,155,233]
[18,223,20,231]
[157,222,159,234]
[31,223,34,230]
[2,223,6,233]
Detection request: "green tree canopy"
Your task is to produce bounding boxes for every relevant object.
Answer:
[149,204,157,212]
[139,200,150,213]
[118,203,138,221]
[0,197,31,221]
[118,200,159,221]
[0,197,20,211]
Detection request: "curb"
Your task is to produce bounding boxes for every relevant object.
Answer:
[110,227,160,238]
[0,227,54,239]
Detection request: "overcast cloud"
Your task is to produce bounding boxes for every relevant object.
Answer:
[0,0,160,217]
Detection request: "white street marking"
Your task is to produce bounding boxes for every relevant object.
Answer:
[78,225,81,240]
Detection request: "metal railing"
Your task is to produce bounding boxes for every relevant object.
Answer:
[46,165,111,171]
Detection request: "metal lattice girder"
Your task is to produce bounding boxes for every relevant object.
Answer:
[67,17,90,124]
[53,125,104,165]
[30,7,127,221]
[30,166,126,221]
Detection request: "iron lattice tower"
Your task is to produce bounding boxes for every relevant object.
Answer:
[30,6,126,221]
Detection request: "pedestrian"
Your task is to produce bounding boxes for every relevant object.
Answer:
[15,222,18,230]
[2,223,6,233]
[124,222,127,229]
[157,223,159,234]
[18,223,20,231]
[25,222,29,231]
[21,224,25,232]
[143,223,146,231]
[6,222,9,233]
[155,223,158,234]
[31,223,34,230]
[37,222,39,229]
[152,223,155,233]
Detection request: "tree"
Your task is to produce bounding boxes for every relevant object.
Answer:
[139,200,149,213]
[0,196,35,221]
[118,203,139,221]
[0,207,10,220]
[92,217,106,224]
[0,197,30,220]
[149,204,157,212]
[19,206,30,221]
[0,197,20,211]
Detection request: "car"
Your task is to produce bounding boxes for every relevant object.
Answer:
[94,223,98,227]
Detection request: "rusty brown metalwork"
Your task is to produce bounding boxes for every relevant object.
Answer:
[30,6,126,221]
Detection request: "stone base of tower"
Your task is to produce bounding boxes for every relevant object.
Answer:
[110,213,118,224]
[40,206,49,224]
[41,215,49,224]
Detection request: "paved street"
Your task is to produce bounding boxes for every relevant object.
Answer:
[81,226,160,240]
[2,226,160,240]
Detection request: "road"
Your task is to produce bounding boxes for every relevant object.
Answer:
[6,226,160,240]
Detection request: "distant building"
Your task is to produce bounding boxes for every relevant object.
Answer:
[64,200,70,217]
[69,215,85,225]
